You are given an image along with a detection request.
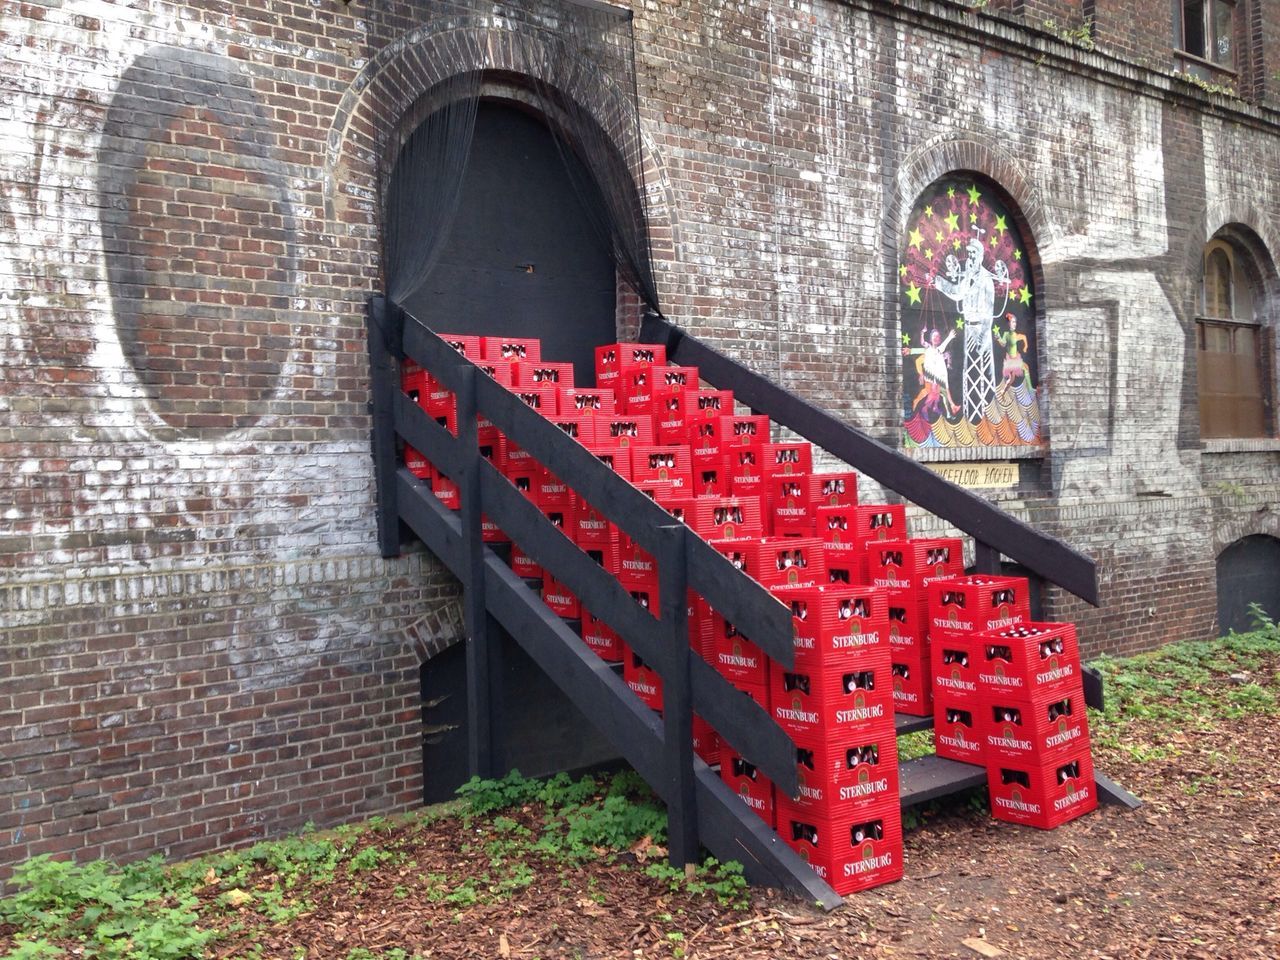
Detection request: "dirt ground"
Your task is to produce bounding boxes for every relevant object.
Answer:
[4,667,1278,960]
[187,710,1278,960]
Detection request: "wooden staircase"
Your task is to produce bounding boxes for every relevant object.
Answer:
[367,297,1137,910]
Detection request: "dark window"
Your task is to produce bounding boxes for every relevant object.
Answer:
[1197,238,1269,439]
[1178,0,1236,77]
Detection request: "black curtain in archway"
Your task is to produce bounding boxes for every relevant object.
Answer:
[384,0,661,318]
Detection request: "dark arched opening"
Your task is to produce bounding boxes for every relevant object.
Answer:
[1216,535,1280,634]
[389,98,620,383]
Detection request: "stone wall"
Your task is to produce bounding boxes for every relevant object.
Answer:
[1,0,1277,876]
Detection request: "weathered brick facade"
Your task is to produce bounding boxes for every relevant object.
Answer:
[1,0,1278,876]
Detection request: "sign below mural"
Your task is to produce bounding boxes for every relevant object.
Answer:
[899,176,1042,451]
[925,461,1019,489]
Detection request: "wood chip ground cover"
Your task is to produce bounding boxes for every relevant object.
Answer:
[2,633,1278,960]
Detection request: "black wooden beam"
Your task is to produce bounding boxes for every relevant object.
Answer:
[393,475,840,907]
[367,296,402,558]
[658,524,698,867]
[639,315,1099,607]
[399,312,794,663]
[456,367,498,779]
[478,463,798,792]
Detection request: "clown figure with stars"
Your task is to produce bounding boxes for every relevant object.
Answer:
[898,177,1042,449]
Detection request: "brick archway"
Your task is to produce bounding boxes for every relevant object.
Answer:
[321,19,676,296]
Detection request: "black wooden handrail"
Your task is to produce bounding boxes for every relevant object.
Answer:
[639,314,1100,606]
[402,315,796,656]
[379,299,829,895]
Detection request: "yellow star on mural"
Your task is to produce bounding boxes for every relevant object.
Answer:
[995,214,1008,234]
[909,228,924,250]
[902,333,911,346]
[899,263,908,277]
[947,186,956,199]
[1018,287,1032,305]
[906,282,922,305]
[967,184,982,206]
[952,238,961,250]
[970,212,978,224]
[925,205,934,218]
[925,248,933,259]
[944,212,960,232]
[1014,249,1022,260]
[935,230,945,244]
[989,234,999,247]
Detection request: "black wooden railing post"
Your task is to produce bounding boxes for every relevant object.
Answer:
[658,523,698,868]
[973,541,1001,575]
[456,364,498,778]
[367,296,401,558]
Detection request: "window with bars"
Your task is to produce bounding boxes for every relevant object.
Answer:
[1197,238,1269,439]
[1177,0,1237,78]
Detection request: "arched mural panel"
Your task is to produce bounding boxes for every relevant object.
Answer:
[898,176,1042,450]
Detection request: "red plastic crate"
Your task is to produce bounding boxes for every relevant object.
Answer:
[430,466,460,510]
[623,647,663,711]
[689,417,727,455]
[973,622,1082,700]
[614,365,659,413]
[581,608,623,662]
[853,504,907,546]
[594,342,665,389]
[979,684,1090,765]
[765,474,814,535]
[600,416,655,448]
[404,444,432,479]
[476,359,516,388]
[691,389,734,425]
[710,614,769,687]
[562,387,616,417]
[514,361,575,390]
[770,584,890,671]
[768,649,893,738]
[886,592,927,658]
[630,444,693,491]
[776,798,904,896]
[891,651,933,717]
[652,369,699,442]
[762,441,813,480]
[692,714,720,766]
[693,458,731,497]
[481,336,540,362]
[719,743,775,828]
[511,384,558,418]
[688,595,715,662]
[867,537,964,592]
[930,631,981,700]
[721,414,769,446]
[815,505,866,582]
[808,472,858,509]
[932,693,984,764]
[727,443,766,497]
[784,729,900,817]
[542,574,580,619]
[987,748,1097,830]
[535,471,574,517]
[927,575,1032,636]
[545,416,597,447]
[756,538,827,589]
[436,333,483,360]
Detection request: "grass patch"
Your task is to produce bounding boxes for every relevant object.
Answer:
[1089,612,1280,759]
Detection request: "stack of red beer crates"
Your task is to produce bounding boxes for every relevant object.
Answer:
[926,576,1096,829]
[398,333,1096,893]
